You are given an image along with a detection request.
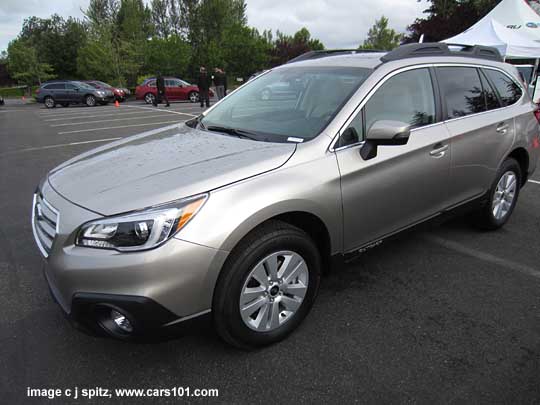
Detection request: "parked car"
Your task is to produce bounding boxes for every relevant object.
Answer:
[135,77,213,104]
[83,80,127,102]
[33,43,539,349]
[35,80,114,108]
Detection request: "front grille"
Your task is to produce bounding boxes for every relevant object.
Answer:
[32,193,59,257]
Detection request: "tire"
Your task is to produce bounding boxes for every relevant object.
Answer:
[85,95,96,107]
[475,158,522,230]
[188,91,199,103]
[213,220,321,350]
[61,103,69,108]
[44,96,56,109]
[144,93,155,104]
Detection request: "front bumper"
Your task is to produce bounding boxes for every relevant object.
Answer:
[36,181,229,338]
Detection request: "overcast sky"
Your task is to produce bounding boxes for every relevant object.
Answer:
[0,0,428,53]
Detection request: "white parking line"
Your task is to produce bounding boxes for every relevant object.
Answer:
[44,110,155,122]
[50,114,173,127]
[427,235,540,280]
[37,107,117,116]
[57,120,184,134]
[529,179,540,185]
[124,104,197,117]
[0,138,122,157]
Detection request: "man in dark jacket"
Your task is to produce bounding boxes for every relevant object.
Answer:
[154,71,170,107]
[213,68,227,100]
[197,66,211,108]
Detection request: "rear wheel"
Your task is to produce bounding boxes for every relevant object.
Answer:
[213,220,321,350]
[85,95,96,107]
[144,93,155,104]
[188,91,199,103]
[475,158,521,230]
[44,96,55,108]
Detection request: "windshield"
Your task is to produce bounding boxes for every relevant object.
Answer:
[200,66,372,142]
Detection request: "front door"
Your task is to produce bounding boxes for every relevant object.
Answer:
[335,67,452,252]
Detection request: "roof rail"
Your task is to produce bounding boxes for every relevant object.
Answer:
[380,42,503,63]
[287,49,384,64]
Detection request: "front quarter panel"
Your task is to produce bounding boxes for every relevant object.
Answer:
[176,141,343,256]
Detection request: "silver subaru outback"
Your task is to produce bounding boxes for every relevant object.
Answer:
[33,43,539,349]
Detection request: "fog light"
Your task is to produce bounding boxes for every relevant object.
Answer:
[111,309,133,333]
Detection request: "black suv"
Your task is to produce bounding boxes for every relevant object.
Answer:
[36,80,114,108]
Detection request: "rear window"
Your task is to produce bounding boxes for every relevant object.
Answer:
[437,67,487,119]
[483,69,522,106]
[44,83,65,90]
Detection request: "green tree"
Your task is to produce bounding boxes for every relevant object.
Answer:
[406,0,501,42]
[221,25,270,78]
[360,16,402,51]
[7,39,55,86]
[19,15,87,78]
[143,35,192,77]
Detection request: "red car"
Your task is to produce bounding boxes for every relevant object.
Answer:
[135,77,212,104]
[83,80,127,102]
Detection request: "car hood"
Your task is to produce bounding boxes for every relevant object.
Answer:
[48,124,296,215]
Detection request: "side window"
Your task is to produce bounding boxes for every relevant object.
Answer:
[148,80,156,87]
[46,83,65,90]
[65,83,76,90]
[484,69,523,106]
[479,70,501,111]
[437,67,486,119]
[165,79,173,87]
[364,68,435,132]
[338,68,435,148]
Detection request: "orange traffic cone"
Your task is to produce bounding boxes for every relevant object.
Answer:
[114,100,120,107]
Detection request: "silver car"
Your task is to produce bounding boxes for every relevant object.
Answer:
[33,43,539,349]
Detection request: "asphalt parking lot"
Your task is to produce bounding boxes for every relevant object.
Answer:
[2,100,540,404]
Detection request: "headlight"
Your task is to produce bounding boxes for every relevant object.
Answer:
[96,90,105,96]
[76,194,207,252]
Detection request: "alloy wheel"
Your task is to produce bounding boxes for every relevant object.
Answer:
[145,93,155,104]
[239,251,309,332]
[492,171,517,220]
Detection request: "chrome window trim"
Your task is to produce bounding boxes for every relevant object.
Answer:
[329,62,525,153]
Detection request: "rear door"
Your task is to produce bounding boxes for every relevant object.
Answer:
[47,83,66,101]
[64,83,81,103]
[437,66,517,205]
[335,67,452,251]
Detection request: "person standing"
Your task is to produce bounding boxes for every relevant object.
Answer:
[213,68,227,100]
[154,71,170,107]
[197,66,211,108]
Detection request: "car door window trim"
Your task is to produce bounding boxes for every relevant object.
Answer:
[329,63,525,152]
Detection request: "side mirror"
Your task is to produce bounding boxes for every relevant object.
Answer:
[533,78,540,104]
[360,120,410,160]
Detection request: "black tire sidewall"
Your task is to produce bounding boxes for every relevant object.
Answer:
[214,226,321,348]
[484,158,522,228]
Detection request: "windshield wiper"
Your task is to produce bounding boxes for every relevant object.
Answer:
[205,125,259,141]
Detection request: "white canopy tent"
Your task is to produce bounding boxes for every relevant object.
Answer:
[442,0,540,59]
[443,18,540,59]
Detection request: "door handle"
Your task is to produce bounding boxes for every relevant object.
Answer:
[496,123,509,134]
[429,144,449,157]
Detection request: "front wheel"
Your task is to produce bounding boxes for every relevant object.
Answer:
[213,220,321,350]
[188,91,199,103]
[475,158,521,230]
[85,95,96,107]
